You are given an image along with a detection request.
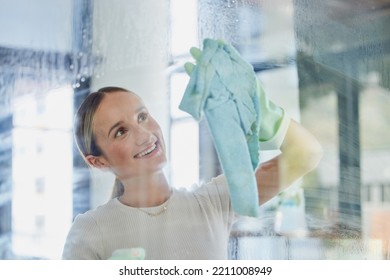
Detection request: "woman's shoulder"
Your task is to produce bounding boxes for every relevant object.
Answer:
[197,175,228,193]
[183,175,230,205]
[73,198,120,224]
[173,175,227,195]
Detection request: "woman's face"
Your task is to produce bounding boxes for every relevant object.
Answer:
[89,91,167,180]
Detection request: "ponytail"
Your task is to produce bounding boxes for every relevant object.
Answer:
[111,178,125,198]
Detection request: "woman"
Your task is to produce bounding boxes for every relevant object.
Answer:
[62,86,323,260]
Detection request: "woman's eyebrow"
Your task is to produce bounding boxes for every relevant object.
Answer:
[135,105,147,113]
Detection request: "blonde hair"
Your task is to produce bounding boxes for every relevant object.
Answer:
[74,86,131,198]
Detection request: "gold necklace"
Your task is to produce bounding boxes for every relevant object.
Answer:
[119,190,172,217]
[137,203,169,217]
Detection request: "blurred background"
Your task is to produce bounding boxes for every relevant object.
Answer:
[0,0,389,259]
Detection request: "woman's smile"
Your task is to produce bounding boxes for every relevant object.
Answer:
[134,140,161,159]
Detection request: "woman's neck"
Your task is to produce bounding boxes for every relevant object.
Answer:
[118,171,171,208]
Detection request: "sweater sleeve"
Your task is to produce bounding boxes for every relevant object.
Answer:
[196,175,236,228]
[62,213,104,260]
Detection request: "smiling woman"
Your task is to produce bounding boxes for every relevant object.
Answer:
[73,87,169,206]
[64,87,236,260]
[61,68,323,259]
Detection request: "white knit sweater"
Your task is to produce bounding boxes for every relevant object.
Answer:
[62,175,234,260]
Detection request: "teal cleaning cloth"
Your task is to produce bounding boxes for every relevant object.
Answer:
[179,39,261,217]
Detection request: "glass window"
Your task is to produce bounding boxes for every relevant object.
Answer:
[169,72,200,188]
[1,0,389,261]
[169,0,201,189]
[12,85,73,259]
[197,0,390,259]
[170,119,199,188]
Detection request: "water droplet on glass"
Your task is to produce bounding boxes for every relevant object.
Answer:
[227,0,236,8]
[72,82,81,89]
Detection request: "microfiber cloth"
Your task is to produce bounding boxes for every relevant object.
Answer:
[179,39,261,217]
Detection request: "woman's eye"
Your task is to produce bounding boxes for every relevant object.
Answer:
[115,128,127,138]
[138,112,148,122]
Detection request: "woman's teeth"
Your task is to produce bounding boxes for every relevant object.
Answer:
[135,143,157,158]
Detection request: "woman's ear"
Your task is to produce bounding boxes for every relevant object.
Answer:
[85,155,110,170]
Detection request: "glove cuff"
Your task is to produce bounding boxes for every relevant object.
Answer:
[259,110,291,150]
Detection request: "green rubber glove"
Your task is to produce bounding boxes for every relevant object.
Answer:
[184,45,287,150]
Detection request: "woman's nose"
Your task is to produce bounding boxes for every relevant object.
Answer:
[134,126,154,146]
